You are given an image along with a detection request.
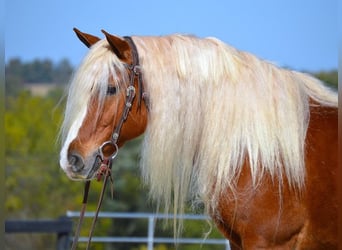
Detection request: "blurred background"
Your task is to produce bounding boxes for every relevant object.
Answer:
[5,0,338,249]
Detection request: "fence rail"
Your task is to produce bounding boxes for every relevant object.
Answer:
[6,212,231,250]
[66,211,231,250]
[5,216,72,250]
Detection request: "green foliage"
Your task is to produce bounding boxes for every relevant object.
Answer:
[5,92,78,214]
[313,70,338,90]
[5,90,82,249]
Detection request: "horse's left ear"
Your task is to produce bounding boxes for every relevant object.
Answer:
[73,28,100,48]
[101,30,130,61]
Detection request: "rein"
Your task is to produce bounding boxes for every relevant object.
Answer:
[71,36,144,250]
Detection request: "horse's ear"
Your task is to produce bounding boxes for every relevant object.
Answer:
[101,30,130,61]
[73,28,100,48]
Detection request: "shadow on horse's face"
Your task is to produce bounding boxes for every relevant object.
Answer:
[59,29,148,180]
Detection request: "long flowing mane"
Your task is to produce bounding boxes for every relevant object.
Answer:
[63,34,337,228]
[131,35,337,217]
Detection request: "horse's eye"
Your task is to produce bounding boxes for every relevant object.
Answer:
[107,86,117,95]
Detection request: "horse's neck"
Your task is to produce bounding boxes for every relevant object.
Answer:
[305,99,337,173]
[307,100,337,134]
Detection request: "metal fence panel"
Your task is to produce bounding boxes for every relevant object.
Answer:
[67,211,231,250]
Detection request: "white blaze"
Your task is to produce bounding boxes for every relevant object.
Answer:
[59,108,87,171]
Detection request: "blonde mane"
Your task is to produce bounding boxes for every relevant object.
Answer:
[131,35,337,219]
[62,34,337,233]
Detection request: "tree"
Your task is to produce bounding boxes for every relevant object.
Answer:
[5,58,25,96]
[22,59,54,83]
[5,58,74,97]
[52,58,74,84]
[313,70,338,90]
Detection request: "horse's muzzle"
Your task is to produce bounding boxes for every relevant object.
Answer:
[65,152,101,180]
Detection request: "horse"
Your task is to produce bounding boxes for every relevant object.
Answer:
[59,28,338,249]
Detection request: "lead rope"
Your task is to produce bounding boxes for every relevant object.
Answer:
[86,158,113,249]
[71,180,90,250]
[70,158,114,250]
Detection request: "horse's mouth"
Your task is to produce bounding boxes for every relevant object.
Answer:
[85,155,103,179]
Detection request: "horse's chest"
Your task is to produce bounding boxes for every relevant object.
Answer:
[212,167,306,249]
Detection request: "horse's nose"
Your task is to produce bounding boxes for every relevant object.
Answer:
[68,153,85,172]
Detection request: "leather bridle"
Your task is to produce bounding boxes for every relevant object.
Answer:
[98,36,145,158]
[71,36,146,250]
[87,36,145,179]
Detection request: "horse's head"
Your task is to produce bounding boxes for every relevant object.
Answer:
[59,28,148,180]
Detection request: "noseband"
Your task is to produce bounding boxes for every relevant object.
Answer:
[72,36,145,250]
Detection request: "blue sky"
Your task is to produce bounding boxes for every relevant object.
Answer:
[5,0,338,71]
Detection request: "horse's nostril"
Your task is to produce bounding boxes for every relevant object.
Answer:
[68,154,84,172]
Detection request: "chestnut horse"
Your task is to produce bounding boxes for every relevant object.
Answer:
[59,29,338,249]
